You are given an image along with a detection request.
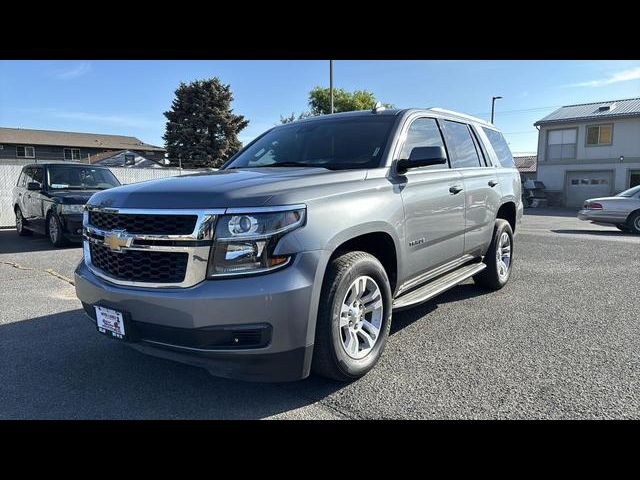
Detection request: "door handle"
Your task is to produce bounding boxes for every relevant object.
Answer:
[489,180,499,187]
[449,185,463,195]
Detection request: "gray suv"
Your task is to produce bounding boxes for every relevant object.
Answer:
[74,107,523,382]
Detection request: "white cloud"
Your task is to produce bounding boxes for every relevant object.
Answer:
[570,66,640,87]
[52,62,92,80]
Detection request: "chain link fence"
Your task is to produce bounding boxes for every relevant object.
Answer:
[0,163,204,228]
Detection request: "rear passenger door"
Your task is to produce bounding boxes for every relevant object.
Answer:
[441,120,500,257]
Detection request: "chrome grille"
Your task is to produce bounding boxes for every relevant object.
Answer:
[90,243,188,283]
[84,207,223,288]
[88,211,197,235]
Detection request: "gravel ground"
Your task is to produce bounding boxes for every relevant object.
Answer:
[1,209,638,419]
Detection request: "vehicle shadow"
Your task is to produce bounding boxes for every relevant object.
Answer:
[0,283,488,419]
[390,283,486,335]
[0,308,346,419]
[551,229,633,237]
[0,229,80,254]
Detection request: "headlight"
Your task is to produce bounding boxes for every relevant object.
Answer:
[207,207,305,277]
[61,204,85,214]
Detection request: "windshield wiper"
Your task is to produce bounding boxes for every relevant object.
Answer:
[252,162,315,168]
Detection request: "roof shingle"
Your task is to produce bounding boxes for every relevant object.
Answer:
[514,155,537,173]
[534,98,640,126]
[0,127,165,152]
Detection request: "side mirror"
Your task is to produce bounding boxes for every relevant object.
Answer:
[396,146,447,174]
[27,182,42,191]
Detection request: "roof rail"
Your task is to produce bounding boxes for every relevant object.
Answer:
[428,107,493,126]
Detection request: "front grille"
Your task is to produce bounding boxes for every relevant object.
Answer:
[90,243,188,283]
[89,211,197,235]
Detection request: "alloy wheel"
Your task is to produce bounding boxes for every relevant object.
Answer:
[339,275,384,359]
[496,231,511,280]
[49,216,59,244]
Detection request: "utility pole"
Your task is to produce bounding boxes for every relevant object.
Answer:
[491,96,503,124]
[330,60,334,114]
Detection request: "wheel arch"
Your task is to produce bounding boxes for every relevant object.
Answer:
[496,201,517,232]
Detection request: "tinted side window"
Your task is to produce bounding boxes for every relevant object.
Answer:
[442,121,482,168]
[17,169,26,187]
[31,168,44,184]
[482,127,515,168]
[399,118,447,169]
[23,167,35,184]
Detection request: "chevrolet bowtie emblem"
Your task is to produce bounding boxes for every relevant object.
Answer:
[104,230,133,252]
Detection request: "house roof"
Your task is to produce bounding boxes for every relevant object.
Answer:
[534,98,640,126]
[514,155,537,173]
[0,127,165,152]
[88,150,128,164]
[88,149,165,166]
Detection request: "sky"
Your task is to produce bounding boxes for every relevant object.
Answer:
[1,60,639,155]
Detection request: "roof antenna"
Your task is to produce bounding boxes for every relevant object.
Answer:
[372,101,386,113]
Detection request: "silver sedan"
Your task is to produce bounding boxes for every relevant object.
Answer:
[578,185,640,233]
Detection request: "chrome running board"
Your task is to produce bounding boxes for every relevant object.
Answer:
[393,262,486,310]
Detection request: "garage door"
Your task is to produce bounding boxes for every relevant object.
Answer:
[566,170,613,207]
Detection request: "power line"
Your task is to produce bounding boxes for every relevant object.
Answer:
[471,104,562,117]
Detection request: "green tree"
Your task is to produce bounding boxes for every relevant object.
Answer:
[281,87,393,123]
[164,78,249,168]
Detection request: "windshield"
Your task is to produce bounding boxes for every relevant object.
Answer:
[225,116,396,170]
[617,185,640,197]
[46,166,121,190]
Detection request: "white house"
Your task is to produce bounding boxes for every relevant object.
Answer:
[534,98,640,207]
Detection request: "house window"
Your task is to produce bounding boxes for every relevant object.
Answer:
[586,124,613,146]
[547,128,577,161]
[64,148,81,161]
[16,145,35,158]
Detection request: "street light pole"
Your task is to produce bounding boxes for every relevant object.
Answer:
[330,60,334,114]
[491,96,502,124]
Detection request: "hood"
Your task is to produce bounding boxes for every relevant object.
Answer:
[47,190,101,204]
[87,168,368,209]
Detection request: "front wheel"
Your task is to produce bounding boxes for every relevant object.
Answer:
[616,224,630,233]
[15,208,32,236]
[474,219,514,290]
[47,214,67,247]
[312,251,392,382]
[627,212,640,234]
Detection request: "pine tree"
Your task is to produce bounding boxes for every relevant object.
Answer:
[163,78,248,168]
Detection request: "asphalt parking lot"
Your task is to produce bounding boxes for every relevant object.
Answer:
[1,209,639,419]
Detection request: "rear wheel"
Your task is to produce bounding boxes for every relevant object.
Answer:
[312,251,392,382]
[474,219,514,290]
[47,213,67,247]
[15,208,32,236]
[616,224,630,233]
[627,212,640,234]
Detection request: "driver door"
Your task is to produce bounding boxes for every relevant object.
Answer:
[397,117,466,281]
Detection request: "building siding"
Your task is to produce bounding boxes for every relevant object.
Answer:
[536,117,640,202]
[0,143,166,164]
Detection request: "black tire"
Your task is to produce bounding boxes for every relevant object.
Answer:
[15,207,32,236]
[473,219,514,290]
[616,224,630,233]
[47,213,67,247]
[627,211,640,234]
[311,251,393,382]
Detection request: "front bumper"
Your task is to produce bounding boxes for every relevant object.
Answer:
[74,250,327,382]
[60,213,84,241]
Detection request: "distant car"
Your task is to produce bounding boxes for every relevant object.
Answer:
[12,163,121,246]
[578,185,640,234]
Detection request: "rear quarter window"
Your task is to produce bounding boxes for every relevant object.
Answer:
[482,127,515,168]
